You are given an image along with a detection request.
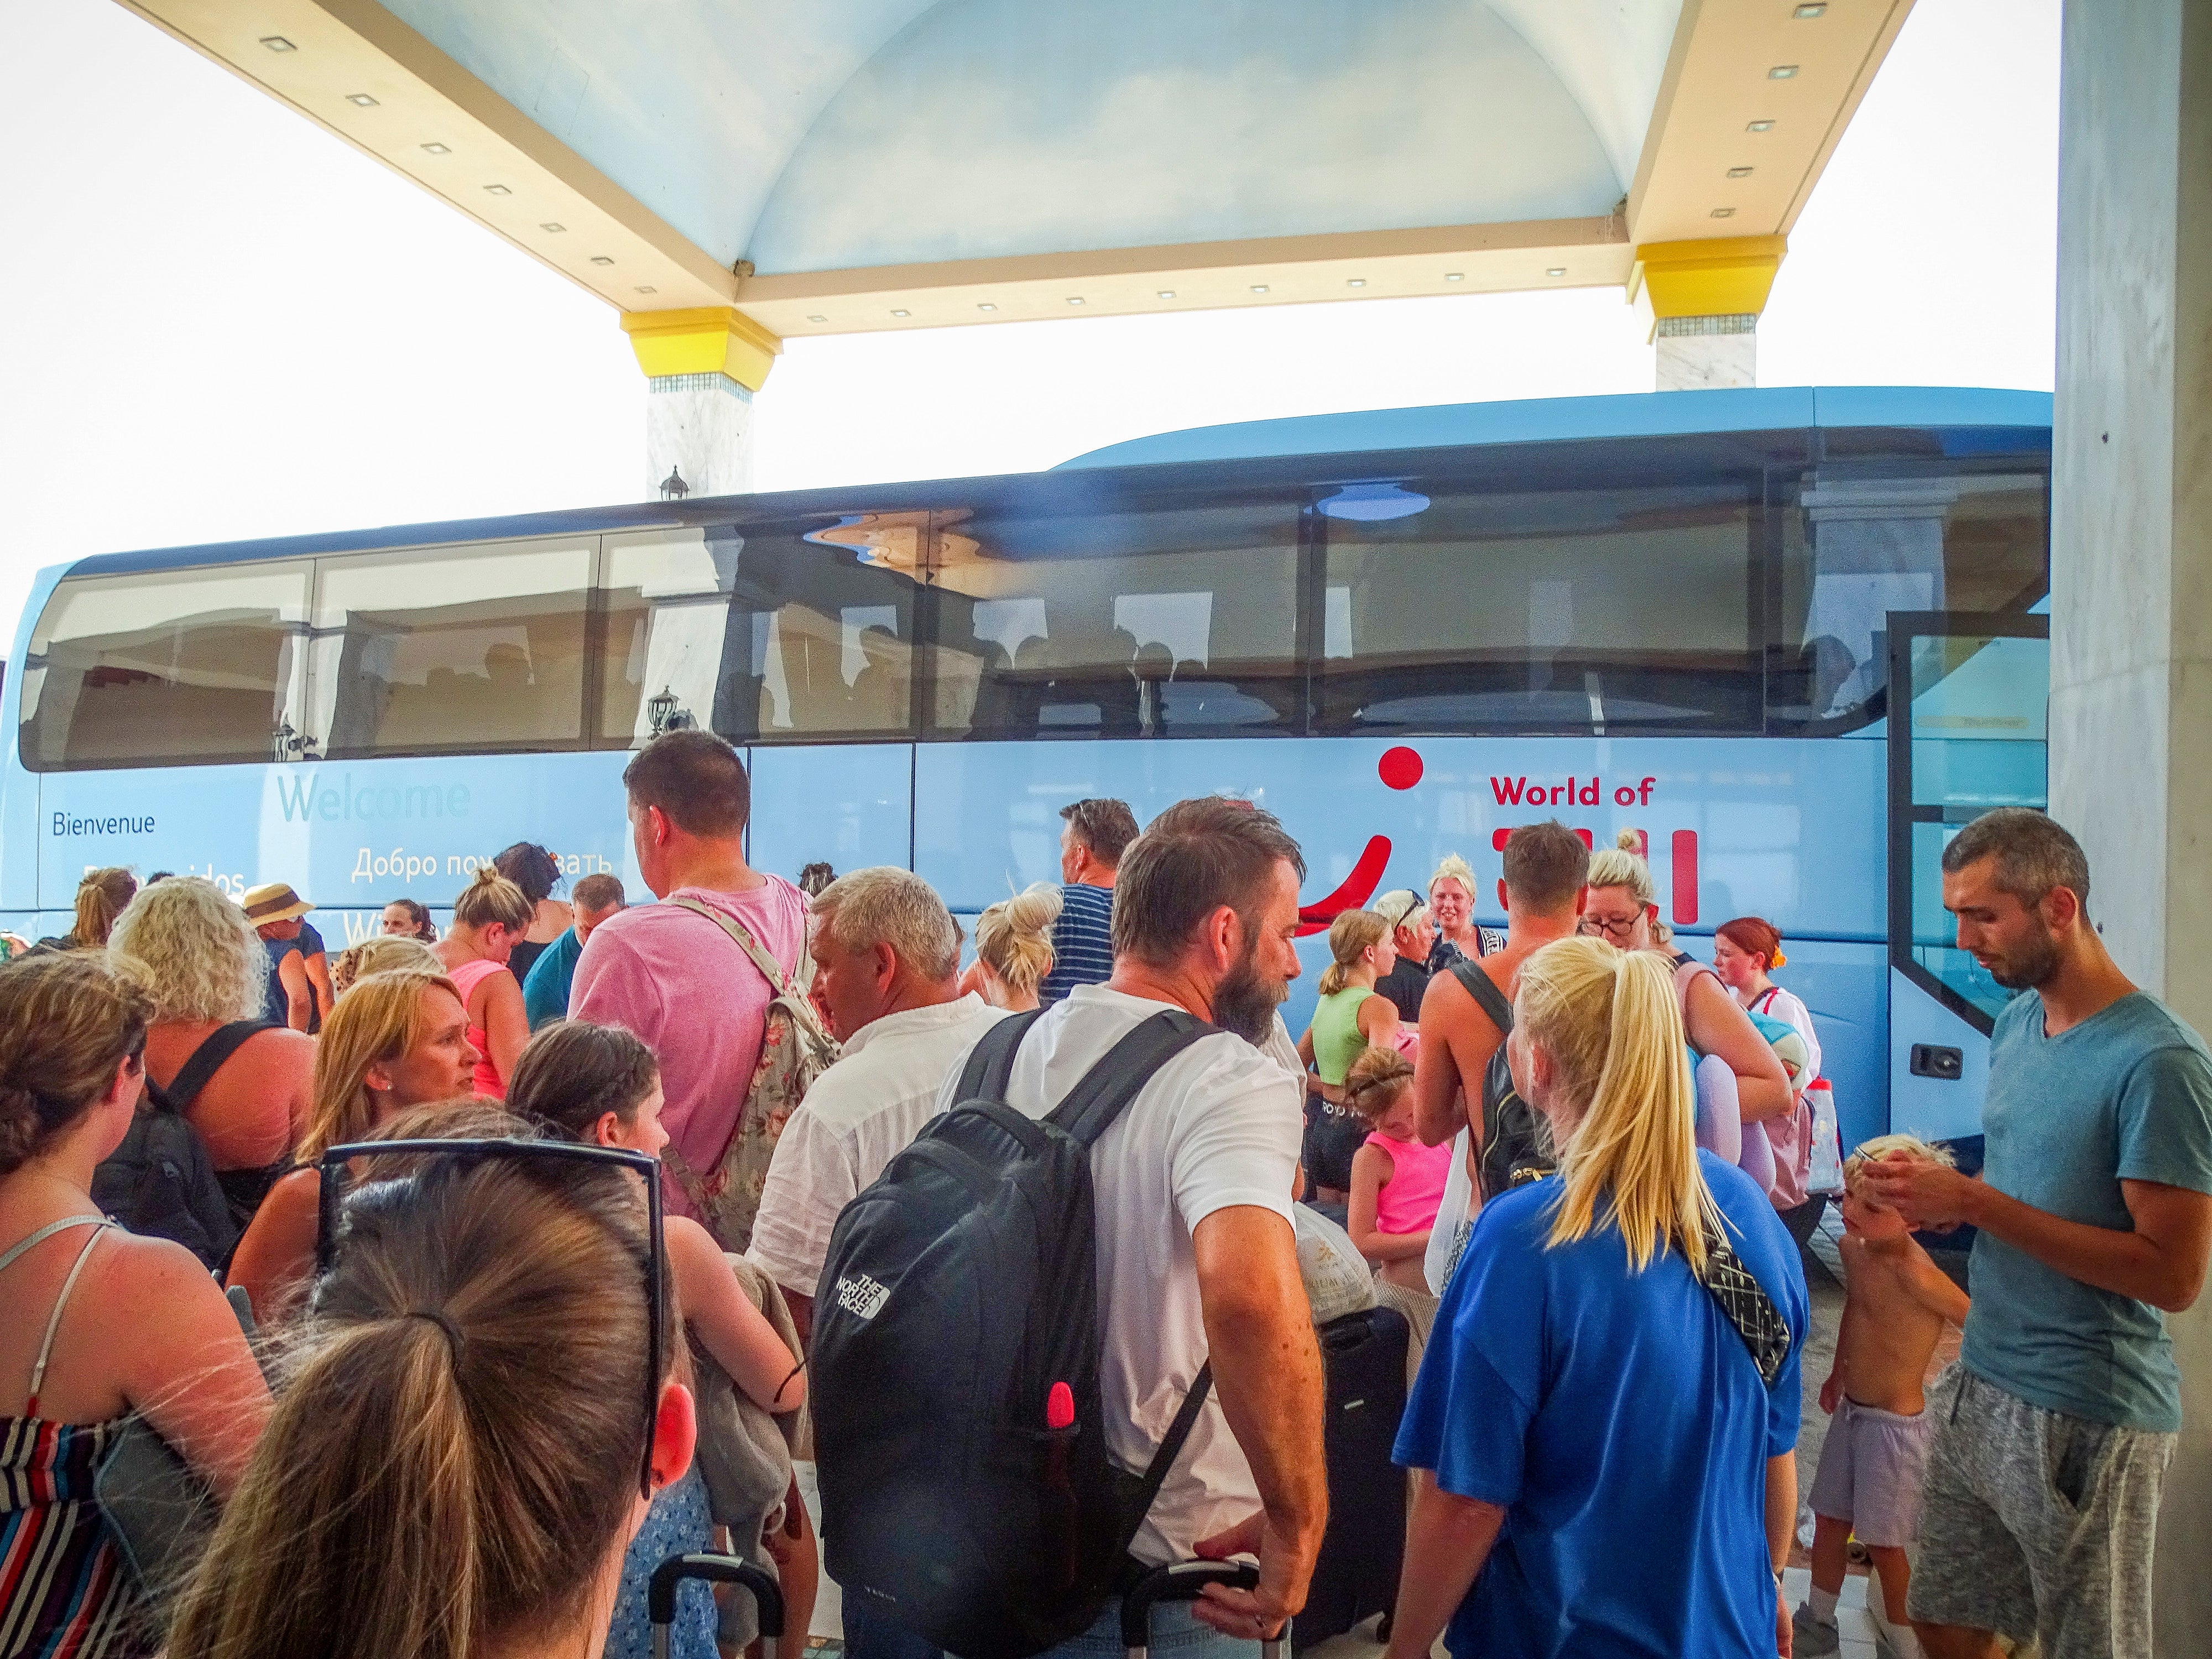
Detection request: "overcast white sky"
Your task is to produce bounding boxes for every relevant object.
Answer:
[0,0,2059,648]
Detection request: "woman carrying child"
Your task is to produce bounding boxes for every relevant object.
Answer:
[1714,915,1832,1245]
[507,1020,814,1659]
[1342,1045,1451,1371]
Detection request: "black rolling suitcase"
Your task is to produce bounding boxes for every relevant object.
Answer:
[650,1552,785,1659]
[1290,1306,1409,1651]
[1122,1562,1284,1659]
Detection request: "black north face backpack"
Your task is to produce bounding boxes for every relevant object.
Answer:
[811,1008,1217,1659]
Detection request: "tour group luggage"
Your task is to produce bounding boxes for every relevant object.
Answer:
[1292,1305,1410,1651]
[650,1552,785,1659]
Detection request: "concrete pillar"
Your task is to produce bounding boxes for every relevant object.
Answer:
[2048,1,2212,1649]
[619,306,782,501]
[1629,237,1785,393]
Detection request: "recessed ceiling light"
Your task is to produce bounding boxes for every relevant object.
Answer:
[1156,289,1175,299]
[1710,207,1738,218]
[1250,284,1269,294]
[891,308,910,317]
[420,142,450,154]
[1794,2,1827,14]
[1066,296,1084,306]
[1346,278,1365,288]
[1747,119,1775,133]
[976,302,996,311]
[634,285,656,294]
[259,35,295,52]
[483,184,510,195]
[347,93,378,107]
[807,314,827,323]
[1445,272,1464,282]
[1727,166,1754,179]
[1769,64,1799,79]
[1546,267,1567,277]
[541,222,566,233]
[590,255,614,266]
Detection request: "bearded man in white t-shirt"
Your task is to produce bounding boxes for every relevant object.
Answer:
[935,795,1328,1656]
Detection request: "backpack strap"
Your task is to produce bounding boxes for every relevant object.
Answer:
[954,1007,1048,1101]
[1047,1010,1215,1150]
[152,1021,272,1114]
[669,896,797,998]
[1449,957,1514,1036]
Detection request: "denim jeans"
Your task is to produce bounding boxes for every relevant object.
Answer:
[1027,1595,1261,1659]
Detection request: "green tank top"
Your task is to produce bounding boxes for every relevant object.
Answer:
[1310,986,1376,1085]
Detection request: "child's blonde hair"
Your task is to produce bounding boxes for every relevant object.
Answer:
[1844,1132,1956,1188]
[1341,1045,1413,1124]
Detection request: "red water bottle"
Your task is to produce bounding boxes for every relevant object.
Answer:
[1044,1381,1077,1593]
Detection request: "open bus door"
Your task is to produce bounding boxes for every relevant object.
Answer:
[1885,611,2050,1152]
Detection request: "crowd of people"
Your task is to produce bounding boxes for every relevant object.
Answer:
[3,729,2209,1659]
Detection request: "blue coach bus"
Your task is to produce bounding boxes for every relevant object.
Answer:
[1,385,2050,1150]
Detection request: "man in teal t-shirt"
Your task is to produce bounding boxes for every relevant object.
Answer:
[1869,810,2212,1659]
[521,872,626,1030]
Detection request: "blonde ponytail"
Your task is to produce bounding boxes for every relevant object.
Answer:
[974,883,1062,999]
[1318,909,1389,997]
[1515,936,1723,1274]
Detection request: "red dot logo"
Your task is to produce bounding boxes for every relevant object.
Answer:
[1378,746,1423,790]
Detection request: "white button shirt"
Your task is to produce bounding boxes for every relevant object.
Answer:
[746,993,1007,1300]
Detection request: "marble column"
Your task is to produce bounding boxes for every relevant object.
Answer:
[2048,1,2212,1647]
[1654,314,1757,390]
[645,372,755,499]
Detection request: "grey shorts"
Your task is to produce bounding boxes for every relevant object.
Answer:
[1807,1393,1935,1547]
[1907,1368,2173,1659]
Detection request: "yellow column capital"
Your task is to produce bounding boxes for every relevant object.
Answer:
[1628,236,1788,321]
[619,306,782,393]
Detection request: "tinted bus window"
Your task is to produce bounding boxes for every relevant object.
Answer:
[308,540,593,758]
[1771,464,2047,729]
[604,518,924,744]
[1317,484,1760,735]
[19,562,311,770]
[928,495,1301,739]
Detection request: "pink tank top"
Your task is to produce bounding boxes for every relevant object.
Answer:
[1364,1130,1453,1234]
[446,957,508,1099]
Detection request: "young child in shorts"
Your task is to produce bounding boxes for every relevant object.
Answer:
[1794,1134,1971,1659]
[1343,1045,1453,1375]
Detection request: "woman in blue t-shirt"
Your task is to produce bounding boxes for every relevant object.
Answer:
[1385,937,1809,1659]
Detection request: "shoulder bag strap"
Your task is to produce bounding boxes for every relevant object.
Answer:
[954,1006,1047,1100]
[1449,957,1514,1036]
[161,1021,273,1114]
[669,896,796,997]
[1115,1361,1215,1558]
[1756,987,1782,1016]
[1698,1227,1793,1388]
[1046,1010,1215,1149]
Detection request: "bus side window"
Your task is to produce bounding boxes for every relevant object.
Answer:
[19,562,312,771]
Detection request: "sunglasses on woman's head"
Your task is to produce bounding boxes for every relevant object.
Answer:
[314,1137,666,1499]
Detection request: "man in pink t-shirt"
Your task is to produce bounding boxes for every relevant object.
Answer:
[570,731,808,1224]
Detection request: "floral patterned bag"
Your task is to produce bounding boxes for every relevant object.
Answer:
[662,897,840,1251]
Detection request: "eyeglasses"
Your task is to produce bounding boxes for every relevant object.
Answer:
[315,1137,666,1499]
[1578,913,1641,940]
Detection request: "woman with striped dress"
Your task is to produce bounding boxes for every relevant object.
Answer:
[1,955,267,1658]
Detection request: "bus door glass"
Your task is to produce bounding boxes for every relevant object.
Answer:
[1886,612,2051,1028]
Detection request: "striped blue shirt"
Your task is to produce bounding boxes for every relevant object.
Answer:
[1040,882,1115,1004]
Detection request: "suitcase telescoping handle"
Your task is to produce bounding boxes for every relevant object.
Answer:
[649,1552,786,1659]
[1120,1561,1282,1659]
